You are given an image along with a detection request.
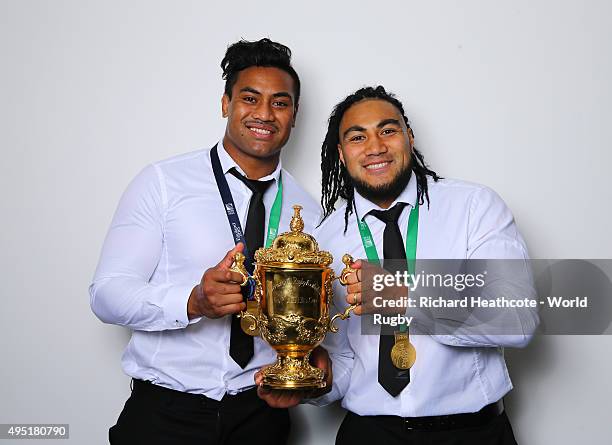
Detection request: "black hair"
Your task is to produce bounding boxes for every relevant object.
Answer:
[221,38,300,105]
[320,85,441,231]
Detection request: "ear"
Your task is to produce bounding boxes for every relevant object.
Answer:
[221,94,230,118]
[337,143,345,165]
[291,103,299,128]
[408,128,415,147]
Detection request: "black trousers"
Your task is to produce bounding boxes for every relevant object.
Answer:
[336,410,518,445]
[109,380,290,445]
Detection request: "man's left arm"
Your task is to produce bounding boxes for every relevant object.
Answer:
[411,186,540,348]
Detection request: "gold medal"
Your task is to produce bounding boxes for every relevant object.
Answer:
[390,332,416,370]
[240,300,260,336]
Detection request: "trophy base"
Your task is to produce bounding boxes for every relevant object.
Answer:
[261,354,326,390]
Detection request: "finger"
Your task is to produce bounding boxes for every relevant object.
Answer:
[257,385,271,398]
[310,347,329,370]
[346,282,361,294]
[351,259,362,269]
[218,282,242,295]
[213,292,244,305]
[218,243,245,270]
[216,302,246,316]
[208,269,244,284]
[278,390,304,407]
[345,292,361,306]
[345,268,361,285]
[226,270,247,284]
[354,305,363,316]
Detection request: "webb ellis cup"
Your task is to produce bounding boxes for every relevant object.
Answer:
[230,205,357,390]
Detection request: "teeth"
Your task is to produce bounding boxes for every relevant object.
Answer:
[249,127,271,135]
[366,162,389,170]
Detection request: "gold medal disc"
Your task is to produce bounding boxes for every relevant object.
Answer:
[390,341,416,369]
[390,331,416,370]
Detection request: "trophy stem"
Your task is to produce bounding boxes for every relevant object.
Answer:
[261,351,326,390]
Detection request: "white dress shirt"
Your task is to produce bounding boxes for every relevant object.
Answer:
[90,142,320,399]
[312,173,539,416]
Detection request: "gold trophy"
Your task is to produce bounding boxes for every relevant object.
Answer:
[230,205,357,390]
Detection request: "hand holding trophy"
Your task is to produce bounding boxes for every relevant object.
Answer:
[230,205,358,391]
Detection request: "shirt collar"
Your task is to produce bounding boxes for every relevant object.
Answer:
[353,171,418,221]
[217,140,282,183]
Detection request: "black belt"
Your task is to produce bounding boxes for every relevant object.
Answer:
[368,400,504,432]
[131,379,260,410]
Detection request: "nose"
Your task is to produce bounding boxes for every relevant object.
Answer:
[252,100,273,122]
[364,134,388,156]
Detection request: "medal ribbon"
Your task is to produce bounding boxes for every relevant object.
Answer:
[210,145,282,299]
[356,203,419,332]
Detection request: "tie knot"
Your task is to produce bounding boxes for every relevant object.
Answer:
[229,168,274,194]
[369,203,407,224]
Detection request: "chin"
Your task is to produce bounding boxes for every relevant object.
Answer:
[247,146,283,160]
[352,167,412,203]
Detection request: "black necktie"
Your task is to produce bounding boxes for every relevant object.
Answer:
[228,168,273,368]
[369,203,410,396]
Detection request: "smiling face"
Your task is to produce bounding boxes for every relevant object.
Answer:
[338,99,414,208]
[221,66,298,177]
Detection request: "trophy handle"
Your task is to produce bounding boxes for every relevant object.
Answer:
[229,252,259,333]
[329,254,358,333]
[229,251,251,286]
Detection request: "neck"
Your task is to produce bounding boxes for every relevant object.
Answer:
[372,197,395,209]
[222,138,280,179]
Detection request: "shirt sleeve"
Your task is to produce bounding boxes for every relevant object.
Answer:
[411,186,540,348]
[89,165,199,331]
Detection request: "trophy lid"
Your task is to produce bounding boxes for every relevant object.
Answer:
[254,205,333,266]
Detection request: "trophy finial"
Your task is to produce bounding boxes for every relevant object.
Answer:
[290,205,304,233]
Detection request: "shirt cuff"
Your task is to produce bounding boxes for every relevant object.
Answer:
[164,283,200,329]
[303,361,350,407]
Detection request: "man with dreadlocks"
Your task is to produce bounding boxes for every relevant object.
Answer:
[90,38,325,444]
[266,85,537,444]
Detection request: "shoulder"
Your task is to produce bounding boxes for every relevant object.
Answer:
[426,177,509,211]
[314,200,353,243]
[151,148,209,178]
[427,176,492,198]
[317,200,349,231]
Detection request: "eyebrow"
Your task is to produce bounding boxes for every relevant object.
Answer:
[342,118,401,139]
[377,118,401,128]
[272,92,292,100]
[342,125,366,139]
[239,87,293,101]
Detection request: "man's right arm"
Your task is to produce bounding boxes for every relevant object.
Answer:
[90,165,247,331]
[89,165,200,331]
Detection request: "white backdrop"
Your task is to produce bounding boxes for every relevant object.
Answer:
[1,0,611,443]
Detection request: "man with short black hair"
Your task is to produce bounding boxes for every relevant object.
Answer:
[90,38,319,445]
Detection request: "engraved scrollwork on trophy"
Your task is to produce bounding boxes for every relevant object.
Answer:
[255,246,333,265]
[296,316,328,344]
[231,204,359,390]
[262,354,325,383]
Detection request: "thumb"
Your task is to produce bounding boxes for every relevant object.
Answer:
[310,347,329,369]
[218,242,245,270]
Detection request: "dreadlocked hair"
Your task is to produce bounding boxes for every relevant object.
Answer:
[320,85,441,232]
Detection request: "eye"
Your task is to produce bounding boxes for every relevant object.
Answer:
[242,96,256,103]
[273,101,289,108]
[381,128,397,135]
[349,135,365,142]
